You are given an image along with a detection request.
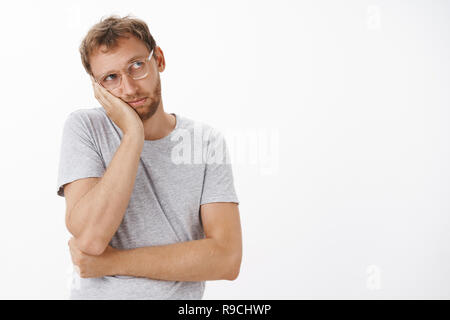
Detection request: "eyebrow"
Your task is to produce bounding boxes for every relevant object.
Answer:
[100,54,147,77]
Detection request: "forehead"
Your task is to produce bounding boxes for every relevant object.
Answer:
[90,35,150,77]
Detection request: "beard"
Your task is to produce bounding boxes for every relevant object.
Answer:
[132,75,162,121]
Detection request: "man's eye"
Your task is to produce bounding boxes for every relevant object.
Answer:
[104,74,118,82]
[131,61,144,69]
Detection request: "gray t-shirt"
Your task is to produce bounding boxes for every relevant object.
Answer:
[56,107,239,300]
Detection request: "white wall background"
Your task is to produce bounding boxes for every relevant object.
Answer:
[0,0,448,299]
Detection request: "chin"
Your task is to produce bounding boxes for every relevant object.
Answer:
[137,100,159,121]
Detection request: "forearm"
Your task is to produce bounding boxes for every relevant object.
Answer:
[113,238,238,282]
[67,133,144,253]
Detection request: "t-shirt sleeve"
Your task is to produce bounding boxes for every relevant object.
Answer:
[56,112,105,197]
[200,129,239,206]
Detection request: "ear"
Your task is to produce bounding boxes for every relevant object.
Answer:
[155,46,166,72]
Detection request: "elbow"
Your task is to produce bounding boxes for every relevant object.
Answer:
[76,234,108,256]
[224,253,242,281]
[216,239,242,281]
[66,213,109,256]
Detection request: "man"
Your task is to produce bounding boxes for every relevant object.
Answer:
[56,15,242,300]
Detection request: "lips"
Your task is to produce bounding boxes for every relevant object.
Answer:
[127,97,147,107]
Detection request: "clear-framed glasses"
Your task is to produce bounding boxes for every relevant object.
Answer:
[95,48,154,91]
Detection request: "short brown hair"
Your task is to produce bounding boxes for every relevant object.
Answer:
[79,15,157,76]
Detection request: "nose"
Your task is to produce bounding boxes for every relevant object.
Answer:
[119,74,139,96]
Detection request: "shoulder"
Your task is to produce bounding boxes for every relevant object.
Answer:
[63,107,110,131]
[61,107,112,142]
[65,107,108,125]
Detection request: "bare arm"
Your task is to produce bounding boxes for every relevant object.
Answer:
[64,79,144,256]
[117,203,242,281]
[65,133,143,256]
[68,203,243,281]
[115,238,238,281]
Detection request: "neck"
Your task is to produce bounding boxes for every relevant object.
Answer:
[141,101,176,141]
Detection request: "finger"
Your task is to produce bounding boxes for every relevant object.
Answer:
[92,81,112,103]
[92,80,102,101]
[92,79,101,93]
[93,83,110,106]
[91,80,122,112]
[93,80,119,101]
[90,75,101,87]
[97,89,112,105]
[93,84,103,103]
[96,83,116,103]
[98,94,112,112]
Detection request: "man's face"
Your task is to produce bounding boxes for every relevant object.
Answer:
[89,35,164,121]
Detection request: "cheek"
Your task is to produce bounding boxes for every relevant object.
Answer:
[142,77,157,94]
[148,74,158,86]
